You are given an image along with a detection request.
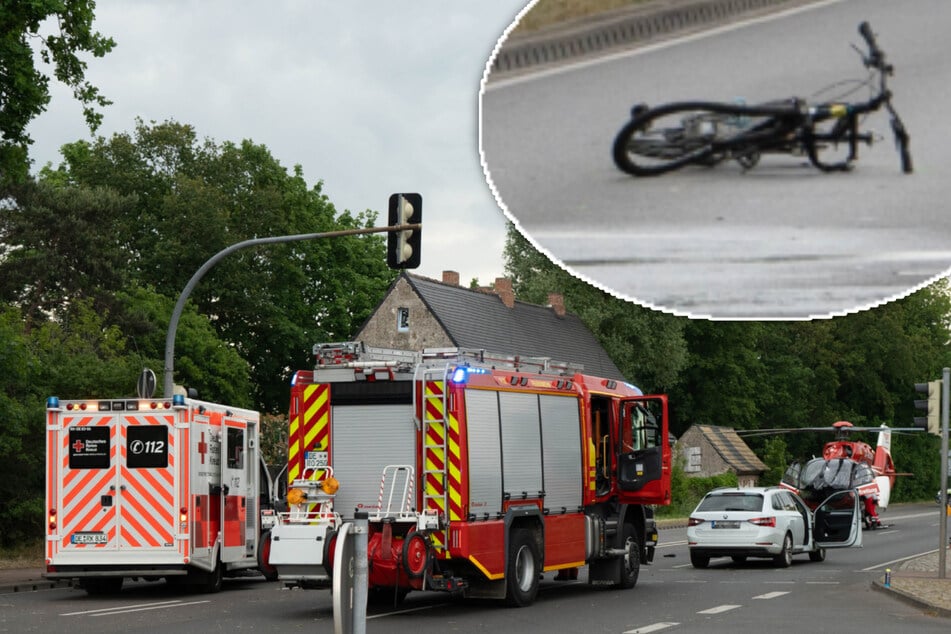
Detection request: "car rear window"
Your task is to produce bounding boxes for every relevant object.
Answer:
[696,493,764,512]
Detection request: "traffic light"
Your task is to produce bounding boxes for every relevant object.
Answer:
[914,380,941,435]
[387,193,422,269]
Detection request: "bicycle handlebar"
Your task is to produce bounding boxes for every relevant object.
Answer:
[858,21,888,71]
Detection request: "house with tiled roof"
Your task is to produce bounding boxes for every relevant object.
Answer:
[355,271,626,381]
[676,424,767,487]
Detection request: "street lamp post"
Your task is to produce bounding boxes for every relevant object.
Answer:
[162,224,420,398]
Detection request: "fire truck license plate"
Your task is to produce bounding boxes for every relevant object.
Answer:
[71,532,108,544]
[305,451,328,469]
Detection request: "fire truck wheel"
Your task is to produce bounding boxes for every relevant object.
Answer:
[80,576,123,595]
[505,528,540,607]
[401,532,430,579]
[258,530,279,581]
[616,523,640,589]
[322,528,338,578]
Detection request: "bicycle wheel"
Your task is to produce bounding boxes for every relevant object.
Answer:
[804,111,867,172]
[612,104,722,176]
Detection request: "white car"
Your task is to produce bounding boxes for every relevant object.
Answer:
[687,486,862,568]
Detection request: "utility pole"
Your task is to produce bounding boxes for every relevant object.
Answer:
[940,367,949,579]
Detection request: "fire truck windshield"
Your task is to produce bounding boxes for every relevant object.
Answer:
[621,401,662,453]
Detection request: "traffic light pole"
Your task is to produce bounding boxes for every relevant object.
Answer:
[162,223,420,398]
[941,367,949,579]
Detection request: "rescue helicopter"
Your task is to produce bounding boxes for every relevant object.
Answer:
[738,422,918,525]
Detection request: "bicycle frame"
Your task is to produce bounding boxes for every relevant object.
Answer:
[612,22,912,176]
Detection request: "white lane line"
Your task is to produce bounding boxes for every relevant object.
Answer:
[367,603,448,619]
[623,623,680,634]
[90,601,211,616]
[861,549,938,572]
[805,581,840,585]
[697,604,741,615]
[753,591,790,600]
[63,600,211,617]
[61,600,187,616]
[484,0,845,91]
[657,540,688,548]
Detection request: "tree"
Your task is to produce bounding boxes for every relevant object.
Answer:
[503,223,688,392]
[29,119,396,411]
[0,181,135,332]
[0,0,114,185]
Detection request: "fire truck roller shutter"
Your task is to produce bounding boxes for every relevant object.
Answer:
[539,395,583,512]
[465,390,504,514]
[330,404,416,518]
[498,393,543,501]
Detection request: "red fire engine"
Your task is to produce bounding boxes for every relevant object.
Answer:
[44,392,276,594]
[266,342,671,606]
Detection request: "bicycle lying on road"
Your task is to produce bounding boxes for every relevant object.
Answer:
[611,22,912,176]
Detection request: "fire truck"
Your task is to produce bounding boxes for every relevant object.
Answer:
[44,390,277,594]
[266,342,671,606]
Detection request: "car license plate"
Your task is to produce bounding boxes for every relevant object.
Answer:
[711,521,740,529]
[71,532,108,544]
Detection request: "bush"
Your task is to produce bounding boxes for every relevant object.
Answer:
[657,460,738,518]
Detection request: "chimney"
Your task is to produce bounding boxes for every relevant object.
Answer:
[495,277,515,309]
[548,293,566,317]
[442,270,460,286]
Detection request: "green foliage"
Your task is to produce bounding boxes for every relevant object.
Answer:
[659,454,737,518]
[760,436,791,487]
[260,413,289,467]
[504,224,688,391]
[0,0,114,185]
[15,119,396,411]
[503,226,951,504]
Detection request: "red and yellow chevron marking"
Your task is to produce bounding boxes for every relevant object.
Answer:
[424,381,463,552]
[288,384,330,517]
[288,384,330,485]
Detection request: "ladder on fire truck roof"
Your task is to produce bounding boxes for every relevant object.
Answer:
[313,341,584,376]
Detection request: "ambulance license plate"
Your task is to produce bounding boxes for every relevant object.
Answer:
[71,532,108,544]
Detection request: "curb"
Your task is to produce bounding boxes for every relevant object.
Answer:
[490,0,822,77]
[0,578,74,594]
[870,578,951,619]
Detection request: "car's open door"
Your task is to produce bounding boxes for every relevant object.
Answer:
[813,489,863,549]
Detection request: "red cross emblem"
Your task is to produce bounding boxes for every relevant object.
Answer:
[72,439,85,452]
[198,432,208,464]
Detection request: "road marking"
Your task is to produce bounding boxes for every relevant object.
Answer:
[862,549,938,571]
[658,540,688,548]
[624,623,680,634]
[698,604,741,615]
[484,0,845,91]
[367,603,448,619]
[753,591,790,600]
[61,599,210,617]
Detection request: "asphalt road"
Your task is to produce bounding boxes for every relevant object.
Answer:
[3,504,948,632]
[481,0,951,319]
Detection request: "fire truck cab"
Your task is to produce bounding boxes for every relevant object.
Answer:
[266,342,671,606]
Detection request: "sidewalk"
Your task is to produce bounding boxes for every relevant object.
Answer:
[0,566,72,593]
[871,549,951,618]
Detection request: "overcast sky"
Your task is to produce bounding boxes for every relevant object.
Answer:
[27,1,530,287]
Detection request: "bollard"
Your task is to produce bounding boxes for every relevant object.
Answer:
[352,512,369,634]
[884,568,891,588]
